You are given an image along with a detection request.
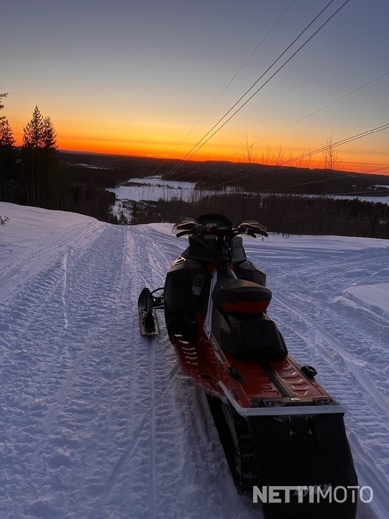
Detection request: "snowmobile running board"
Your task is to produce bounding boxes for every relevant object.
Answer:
[218,381,346,416]
[138,287,164,336]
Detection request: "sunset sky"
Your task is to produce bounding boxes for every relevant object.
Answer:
[2,0,389,174]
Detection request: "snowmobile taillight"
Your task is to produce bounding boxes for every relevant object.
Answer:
[314,397,337,406]
[251,398,285,408]
[221,299,270,314]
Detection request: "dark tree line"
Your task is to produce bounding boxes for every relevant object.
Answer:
[0,93,22,203]
[132,194,389,239]
[2,93,388,235]
[0,95,60,208]
[0,94,116,220]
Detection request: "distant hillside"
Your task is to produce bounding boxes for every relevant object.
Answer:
[56,151,389,238]
[59,151,389,196]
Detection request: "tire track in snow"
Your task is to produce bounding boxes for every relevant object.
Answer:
[0,218,103,303]
[256,250,389,519]
[6,214,388,518]
[62,251,69,330]
[148,339,156,519]
[0,214,259,519]
[119,225,259,519]
[0,222,139,519]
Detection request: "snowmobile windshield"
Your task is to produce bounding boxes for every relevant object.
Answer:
[196,214,233,230]
[172,214,233,238]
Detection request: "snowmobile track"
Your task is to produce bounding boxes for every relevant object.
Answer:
[0,204,388,519]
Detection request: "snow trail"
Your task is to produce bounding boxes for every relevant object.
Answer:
[246,238,389,519]
[0,202,388,518]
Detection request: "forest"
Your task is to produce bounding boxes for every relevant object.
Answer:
[1,93,389,238]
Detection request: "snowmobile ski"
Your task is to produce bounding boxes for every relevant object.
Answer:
[138,287,163,336]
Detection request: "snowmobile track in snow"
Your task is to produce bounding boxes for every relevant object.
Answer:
[0,204,388,519]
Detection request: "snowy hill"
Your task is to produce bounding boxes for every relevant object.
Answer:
[0,201,388,519]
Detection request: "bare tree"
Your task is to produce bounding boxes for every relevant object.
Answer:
[275,144,285,166]
[240,132,258,163]
[261,143,273,165]
[322,134,339,171]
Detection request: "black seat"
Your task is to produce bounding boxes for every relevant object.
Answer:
[213,279,272,315]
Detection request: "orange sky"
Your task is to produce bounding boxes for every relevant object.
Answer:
[8,112,389,176]
[3,1,389,176]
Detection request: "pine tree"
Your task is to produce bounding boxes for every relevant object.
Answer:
[0,105,22,203]
[42,116,57,150]
[21,106,59,207]
[41,116,60,208]
[0,92,8,122]
[23,105,44,148]
[0,118,15,147]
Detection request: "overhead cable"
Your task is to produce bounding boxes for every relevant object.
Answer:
[206,123,389,190]
[150,0,296,178]
[165,0,349,179]
[256,71,389,144]
[281,123,389,166]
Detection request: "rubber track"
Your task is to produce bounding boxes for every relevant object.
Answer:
[206,395,259,494]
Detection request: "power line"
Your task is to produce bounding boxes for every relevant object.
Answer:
[255,71,389,145]
[165,0,349,179]
[282,123,389,166]
[150,0,296,178]
[206,123,389,190]
[176,0,351,168]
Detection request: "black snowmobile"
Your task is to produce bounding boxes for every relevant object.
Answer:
[138,213,358,519]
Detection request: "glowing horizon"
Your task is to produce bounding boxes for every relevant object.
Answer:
[7,116,388,176]
[3,2,389,177]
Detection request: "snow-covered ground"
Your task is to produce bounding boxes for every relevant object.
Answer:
[107,175,389,206]
[107,177,198,204]
[0,201,388,519]
[107,176,248,220]
[107,175,389,223]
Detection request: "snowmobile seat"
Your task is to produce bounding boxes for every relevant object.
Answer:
[213,279,272,315]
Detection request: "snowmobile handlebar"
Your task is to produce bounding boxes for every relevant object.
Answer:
[238,221,269,238]
[173,217,268,239]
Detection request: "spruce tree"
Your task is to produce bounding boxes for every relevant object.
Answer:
[0,92,8,122]
[0,96,22,203]
[0,118,14,147]
[42,116,57,150]
[42,116,59,208]
[21,106,59,207]
[23,105,44,148]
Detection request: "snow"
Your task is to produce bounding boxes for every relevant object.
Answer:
[107,176,245,220]
[1,201,389,519]
[332,194,389,205]
[340,283,389,320]
[107,175,389,224]
[107,177,198,203]
[107,176,389,207]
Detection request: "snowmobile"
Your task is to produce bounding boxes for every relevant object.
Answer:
[138,213,358,519]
